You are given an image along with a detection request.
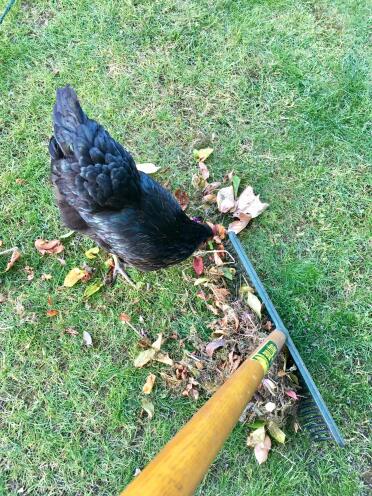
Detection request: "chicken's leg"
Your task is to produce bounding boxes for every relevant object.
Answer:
[111,254,136,287]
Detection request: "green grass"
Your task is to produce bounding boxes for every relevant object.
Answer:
[0,0,371,494]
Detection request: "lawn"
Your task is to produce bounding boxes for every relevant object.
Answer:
[0,0,370,494]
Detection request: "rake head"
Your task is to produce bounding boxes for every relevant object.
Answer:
[228,232,345,447]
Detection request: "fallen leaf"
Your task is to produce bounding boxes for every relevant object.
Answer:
[41,273,52,281]
[228,213,252,235]
[141,397,154,419]
[262,378,277,395]
[64,267,86,287]
[247,426,266,448]
[174,189,190,210]
[191,174,207,190]
[254,435,271,464]
[35,239,64,255]
[193,256,204,276]
[151,333,163,352]
[83,330,93,347]
[205,339,226,357]
[216,186,235,213]
[134,348,156,368]
[232,175,241,197]
[213,252,224,267]
[85,247,99,259]
[24,266,34,281]
[265,402,276,413]
[222,267,235,280]
[0,293,7,304]
[235,186,269,218]
[193,147,213,162]
[267,420,286,444]
[64,327,78,336]
[15,178,26,185]
[202,194,217,204]
[46,309,59,317]
[83,282,103,299]
[203,181,221,195]
[198,162,210,180]
[210,286,230,302]
[246,291,262,318]
[155,352,174,366]
[60,230,75,239]
[136,163,160,174]
[143,373,156,394]
[215,224,227,240]
[5,249,21,272]
[119,313,131,323]
[285,390,299,401]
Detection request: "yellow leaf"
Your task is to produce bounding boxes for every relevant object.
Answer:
[247,426,266,448]
[85,247,99,259]
[83,282,103,298]
[193,147,213,162]
[246,291,262,318]
[142,373,156,394]
[64,267,86,287]
[134,348,156,368]
[267,420,286,444]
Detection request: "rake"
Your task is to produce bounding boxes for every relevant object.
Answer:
[120,233,344,496]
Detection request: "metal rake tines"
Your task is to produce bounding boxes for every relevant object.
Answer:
[298,397,334,441]
[228,231,345,447]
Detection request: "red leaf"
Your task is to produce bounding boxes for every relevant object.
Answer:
[193,256,204,276]
[285,390,299,400]
[174,189,190,211]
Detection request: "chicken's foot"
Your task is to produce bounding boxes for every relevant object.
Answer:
[111,254,136,287]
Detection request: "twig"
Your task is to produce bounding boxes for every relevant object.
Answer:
[193,249,236,263]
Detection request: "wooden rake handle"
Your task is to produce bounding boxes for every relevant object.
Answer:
[121,329,286,496]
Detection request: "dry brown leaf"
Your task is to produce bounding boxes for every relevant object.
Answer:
[142,373,156,394]
[141,397,154,419]
[205,339,226,357]
[24,266,34,281]
[213,252,224,267]
[119,313,131,323]
[134,348,156,368]
[235,186,269,218]
[35,239,64,255]
[64,327,78,336]
[5,249,21,272]
[216,186,235,213]
[191,174,207,190]
[155,353,174,366]
[174,189,190,210]
[46,309,59,317]
[198,162,210,180]
[247,426,266,448]
[254,435,271,465]
[151,333,163,352]
[136,163,160,174]
[202,194,217,204]
[0,293,7,304]
[228,213,252,234]
[203,181,221,195]
[41,273,52,281]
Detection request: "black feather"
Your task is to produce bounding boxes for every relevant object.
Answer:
[50,85,213,271]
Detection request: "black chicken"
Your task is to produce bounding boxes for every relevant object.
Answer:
[49,86,212,281]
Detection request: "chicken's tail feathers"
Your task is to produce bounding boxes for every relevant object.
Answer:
[52,85,88,156]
